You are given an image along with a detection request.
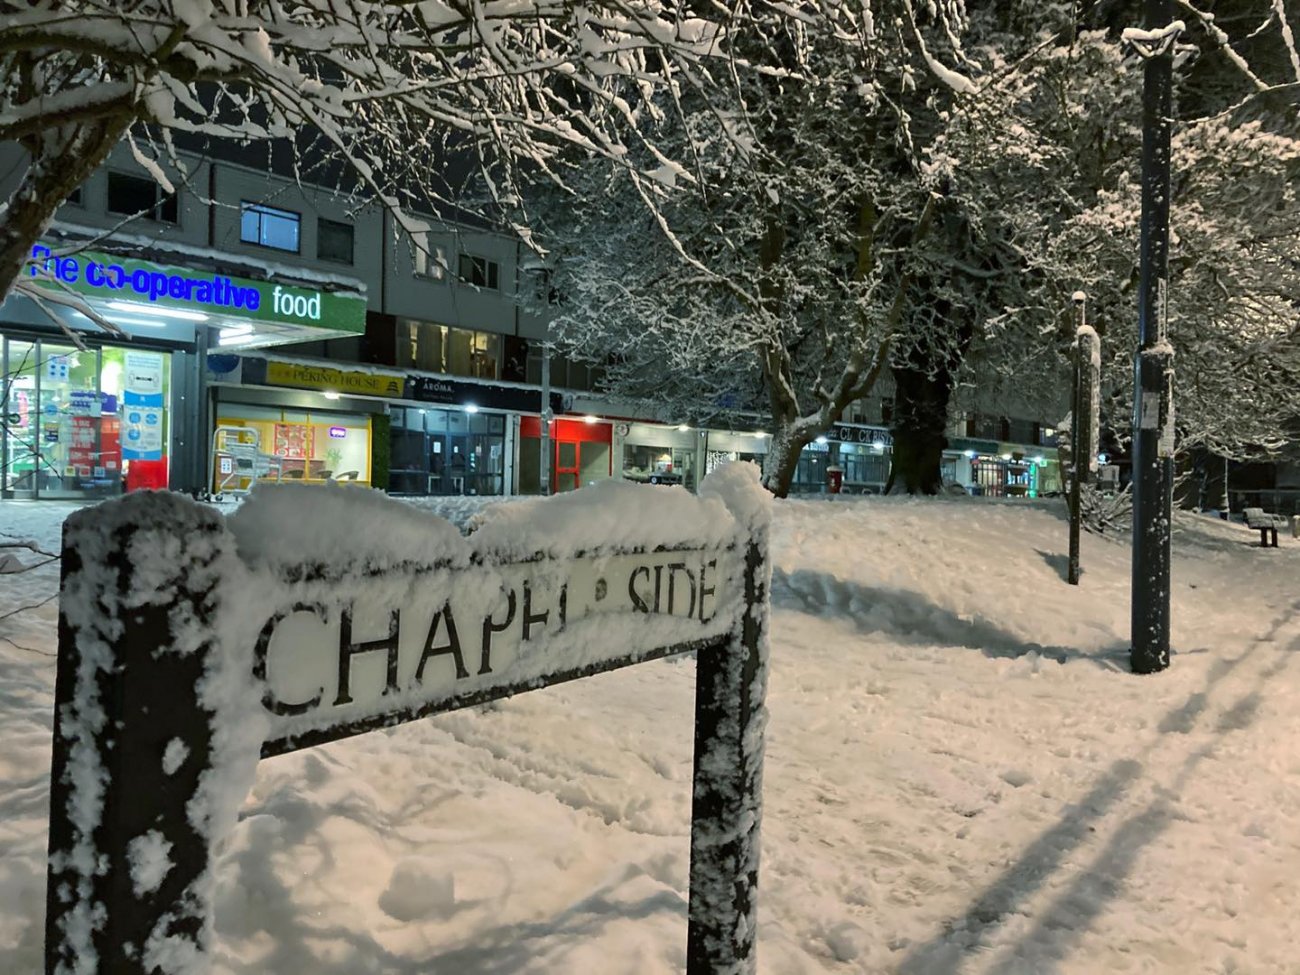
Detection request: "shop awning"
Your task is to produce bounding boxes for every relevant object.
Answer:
[23,241,367,350]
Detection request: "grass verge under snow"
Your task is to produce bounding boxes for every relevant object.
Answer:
[2,495,1298,974]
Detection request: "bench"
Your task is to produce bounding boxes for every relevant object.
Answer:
[1243,507,1288,547]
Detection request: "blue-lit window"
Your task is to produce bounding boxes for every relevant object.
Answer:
[240,202,301,252]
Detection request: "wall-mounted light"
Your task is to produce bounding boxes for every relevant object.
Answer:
[677,424,691,432]
[322,391,341,400]
[464,404,479,414]
[584,414,599,424]
[963,450,977,459]
[814,436,828,445]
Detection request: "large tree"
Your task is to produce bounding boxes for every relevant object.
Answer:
[541,0,1300,496]
[537,0,980,497]
[954,3,1300,470]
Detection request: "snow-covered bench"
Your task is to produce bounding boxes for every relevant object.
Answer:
[1243,507,1287,547]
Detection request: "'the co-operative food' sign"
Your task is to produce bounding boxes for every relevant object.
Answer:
[27,243,365,334]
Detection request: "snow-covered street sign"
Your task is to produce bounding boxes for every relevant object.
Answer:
[44,466,772,975]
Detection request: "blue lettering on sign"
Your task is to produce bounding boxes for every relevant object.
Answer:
[25,245,328,319]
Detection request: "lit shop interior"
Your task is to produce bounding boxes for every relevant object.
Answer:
[1,339,171,498]
[4,241,367,499]
[211,403,373,492]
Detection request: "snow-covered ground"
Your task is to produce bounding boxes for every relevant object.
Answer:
[3,493,1299,974]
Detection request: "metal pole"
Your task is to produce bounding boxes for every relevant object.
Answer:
[540,342,552,495]
[1068,292,1090,585]
[1068,330,1082,586]
[1130,1,1178,675]
[1220,454,1229,520]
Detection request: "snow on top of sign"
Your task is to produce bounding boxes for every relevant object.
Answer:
[699,461,771,539]
[46,220,369,295]
[469,477,742,561]
[230,482,471,572]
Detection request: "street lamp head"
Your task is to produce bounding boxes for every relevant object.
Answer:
[1071,290,1087,305]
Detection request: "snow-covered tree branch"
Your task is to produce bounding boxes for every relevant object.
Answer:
[0,0,740,317]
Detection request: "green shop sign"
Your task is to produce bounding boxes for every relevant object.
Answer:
[28,243,366,333]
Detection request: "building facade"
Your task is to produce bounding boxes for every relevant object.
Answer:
[1,143,1062,501]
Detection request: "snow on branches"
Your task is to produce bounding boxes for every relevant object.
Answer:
[0,0,736,308]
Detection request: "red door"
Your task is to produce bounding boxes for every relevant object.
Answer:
[519,417,613,493]
[556,439,581,492]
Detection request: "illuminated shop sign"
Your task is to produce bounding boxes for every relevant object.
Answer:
[264,361,405,397]
[27,243,365,333]
[830,424,893,447]
[328,426,347,439]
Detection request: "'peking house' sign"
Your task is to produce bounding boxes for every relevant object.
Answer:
[45,468,771,975]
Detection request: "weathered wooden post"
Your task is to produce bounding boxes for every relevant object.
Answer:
[45,493,243,975]
[1068,293,1099,586]
[687,537,769,973]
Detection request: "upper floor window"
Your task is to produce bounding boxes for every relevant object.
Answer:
[458,253,499,290]
[317,217,354,264]
[107,172,177,223]
[413,234,447,280]
[66,186,84,207]
[241,202,300,252]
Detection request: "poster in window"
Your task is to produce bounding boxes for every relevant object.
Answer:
[122,351,166,461]
[69,415,98,476]
[274,423,314,460]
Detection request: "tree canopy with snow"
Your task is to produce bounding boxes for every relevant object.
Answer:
[0,0,737,327]
[959,1,1300,466]
[539,0,1300,495]
[536,0,982,497]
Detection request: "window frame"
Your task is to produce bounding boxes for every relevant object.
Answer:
[106,172,178,225]
[457,253,500,290]
[240,201,302,254]
[413,235,447,280]
[316,216,354,265]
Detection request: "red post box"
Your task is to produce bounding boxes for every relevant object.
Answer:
[827,465,843,494]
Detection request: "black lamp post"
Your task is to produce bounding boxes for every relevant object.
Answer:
[1130,0,1179,675]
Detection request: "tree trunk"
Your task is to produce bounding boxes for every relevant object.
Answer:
[885,360,950,495]
[759,427,807,499]
[0,118,133,302]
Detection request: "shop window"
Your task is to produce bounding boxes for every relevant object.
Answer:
[458,253,499,290]
[107,172,177,223]
[389,405,505,497]
[212,403,371,492]
[317,217,354,264]
[240,202,301,252]
[622,441,696,490]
